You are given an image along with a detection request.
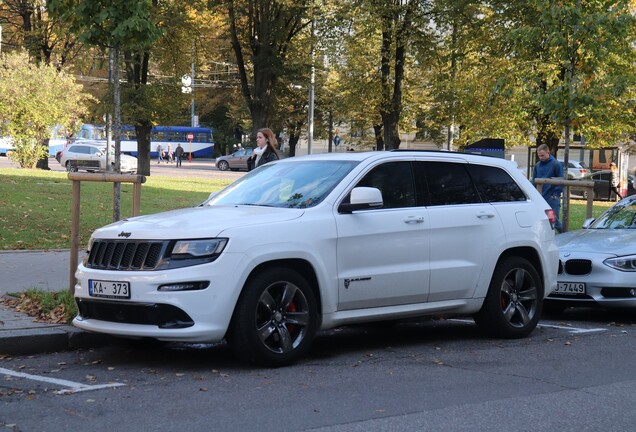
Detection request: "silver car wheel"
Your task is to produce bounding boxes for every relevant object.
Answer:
[217,160,229,171]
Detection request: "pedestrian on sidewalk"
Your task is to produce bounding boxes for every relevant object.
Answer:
[175,144,184,167]
[166,143,173,163]
[532,144,564,233]
[156,143,164,164]
[610,162,623,201]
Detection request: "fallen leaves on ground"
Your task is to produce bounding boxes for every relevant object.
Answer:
[1,294,68,324]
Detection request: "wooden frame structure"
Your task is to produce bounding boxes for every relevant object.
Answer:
[67,172,146,293]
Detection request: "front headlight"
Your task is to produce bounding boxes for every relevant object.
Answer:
[171,238,228,259]
[604,255,636,271]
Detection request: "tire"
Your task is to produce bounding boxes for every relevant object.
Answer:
[474,256,542,339]
[228,267,318,367]
[66,161,78,172]
[217,160,229,171]
[582,190,595,200]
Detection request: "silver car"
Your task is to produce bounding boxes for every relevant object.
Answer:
[546,194,636,313]
[215,148,253,171]
[58,142,137,173]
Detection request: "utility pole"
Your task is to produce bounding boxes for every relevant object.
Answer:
[191,41,196,127]
[307,19,315,155]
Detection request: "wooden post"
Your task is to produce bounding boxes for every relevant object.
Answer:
[70,180,81,295]
[68,173,146,293]
[534,178,595,231]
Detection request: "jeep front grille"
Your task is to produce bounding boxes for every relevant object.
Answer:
[86,240,167,270]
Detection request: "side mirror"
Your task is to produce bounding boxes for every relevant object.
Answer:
[582,217,595,229]
[338,187,383,213]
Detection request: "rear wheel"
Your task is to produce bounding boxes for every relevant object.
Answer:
[228,267,318,367]
[582,190,595,200]
[474,256,542,339]
[66,161,77,172]
[217,160,229,171]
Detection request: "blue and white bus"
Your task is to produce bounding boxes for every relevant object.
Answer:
[1,128,68,156]
[75,124,215,158]
[3,124,215,158]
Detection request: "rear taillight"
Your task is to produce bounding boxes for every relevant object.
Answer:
[581,169,588,174]
[545,209,556,228]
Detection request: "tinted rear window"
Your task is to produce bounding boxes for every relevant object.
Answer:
[467,164,526,202]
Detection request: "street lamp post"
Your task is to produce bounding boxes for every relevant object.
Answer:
[307,19,316,155]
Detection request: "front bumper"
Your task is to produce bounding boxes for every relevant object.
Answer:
[73,253,245,342]
[547,253,636,309]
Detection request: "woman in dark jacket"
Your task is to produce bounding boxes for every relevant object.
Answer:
[249,128,279,171]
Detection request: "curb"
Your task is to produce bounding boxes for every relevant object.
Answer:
[0,325,112,356]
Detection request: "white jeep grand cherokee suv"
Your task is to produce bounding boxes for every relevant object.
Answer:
[73,151,559,366]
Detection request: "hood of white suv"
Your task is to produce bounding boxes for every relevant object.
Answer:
[92,205,305,240]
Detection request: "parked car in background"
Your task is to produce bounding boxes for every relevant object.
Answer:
[545,195,636,314]
[570,170,636,201]
[215,148,254,171]
[558,159,589,179]
[57,142,137,173]
[72,151,558,366]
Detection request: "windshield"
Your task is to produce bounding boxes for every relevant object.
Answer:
[589,198,636,229]
[205,160,358,208]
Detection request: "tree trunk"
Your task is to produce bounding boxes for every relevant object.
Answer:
[36,138,50,170]
[135,124,152,176]
[374,124,384,151]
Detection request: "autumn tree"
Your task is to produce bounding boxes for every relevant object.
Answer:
[0,51,91,168]
[0,0,83,67]
[211,0,313,138]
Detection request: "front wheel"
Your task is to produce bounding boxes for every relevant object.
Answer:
[474,256,542,339]
[217,160,229,171]
[66,161,77,172]
[228,267,318,367]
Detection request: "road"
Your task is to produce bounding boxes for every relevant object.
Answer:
[2,308,636,431]
[0,155,246,181]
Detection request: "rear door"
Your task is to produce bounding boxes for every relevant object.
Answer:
[417,161,505,301]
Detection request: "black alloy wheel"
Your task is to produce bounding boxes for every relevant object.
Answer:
[474,256,542,339]
[229,267,318,367]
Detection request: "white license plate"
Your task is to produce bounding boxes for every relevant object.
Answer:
[555,282,586,295]
[89,280,131,299]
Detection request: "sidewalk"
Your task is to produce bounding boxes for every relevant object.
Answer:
[0,250,110,355]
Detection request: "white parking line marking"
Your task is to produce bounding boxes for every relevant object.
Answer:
[449,319,607,334]
[537,323,607,334]
[0,367,126,395]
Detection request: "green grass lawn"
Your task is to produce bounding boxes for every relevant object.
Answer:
[0,168,233,250]
[0,167,615,251]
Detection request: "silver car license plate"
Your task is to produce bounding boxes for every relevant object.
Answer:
[555,282,585,295]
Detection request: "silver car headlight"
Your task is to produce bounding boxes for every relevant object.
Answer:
[604,255,636,271]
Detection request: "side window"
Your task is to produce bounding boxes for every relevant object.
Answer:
[420,162,480,206]
[467,164,527,202]
[89,147,101,155]
[355,161,415,209]
[73,146,89,154]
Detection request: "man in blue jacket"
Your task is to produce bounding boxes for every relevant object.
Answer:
[532,144,564,233]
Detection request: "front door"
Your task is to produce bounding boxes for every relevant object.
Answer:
[335,161,430,310]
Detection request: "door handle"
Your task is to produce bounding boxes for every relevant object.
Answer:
[477,213,495,219]
[404,216,425,224]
